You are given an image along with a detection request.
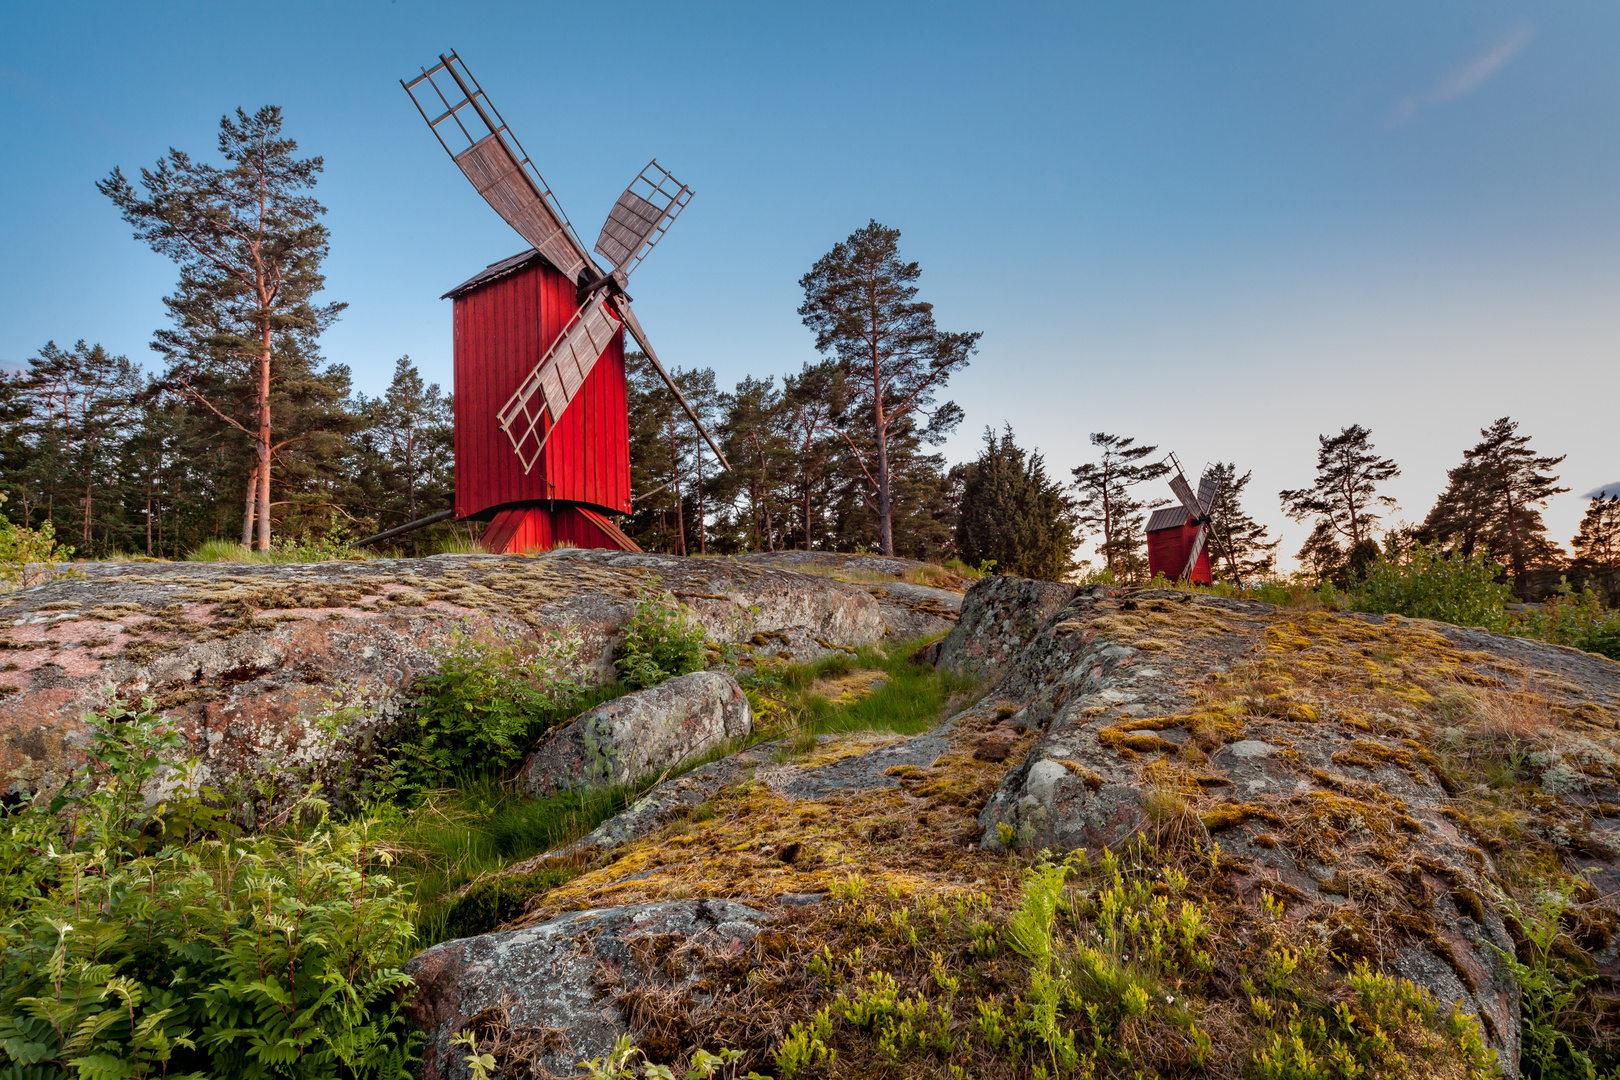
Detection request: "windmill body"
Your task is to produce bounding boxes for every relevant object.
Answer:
[401,52,725,555]
[1146,458,1220,585]
[444,251,638,553]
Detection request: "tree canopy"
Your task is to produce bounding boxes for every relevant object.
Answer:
[955,426,1077,580]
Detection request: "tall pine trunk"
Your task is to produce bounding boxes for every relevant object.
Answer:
[242,464,258,545]
[255,322,272,551]
[872,348,893,557]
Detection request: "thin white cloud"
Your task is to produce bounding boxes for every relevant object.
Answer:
[1393,24,1534,124]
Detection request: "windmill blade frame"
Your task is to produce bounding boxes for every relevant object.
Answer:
[1168,470,1203,522]
[402,52,597,282]
[595,160,693,280]
[1182,524,1209,581]
[1195,471,1221,516]
[495,293,619,473]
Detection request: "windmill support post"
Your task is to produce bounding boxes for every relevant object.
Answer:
[353,508,456,548]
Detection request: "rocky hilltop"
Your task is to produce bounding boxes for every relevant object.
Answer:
[405,574,1620,1079]
[0,550,919,809]
[7,553,1619,1078]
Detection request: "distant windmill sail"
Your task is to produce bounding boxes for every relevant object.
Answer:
[1154,454,1221,583]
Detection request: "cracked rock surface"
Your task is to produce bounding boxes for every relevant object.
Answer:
[0,551,880,808]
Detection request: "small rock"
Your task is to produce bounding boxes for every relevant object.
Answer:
[974,737,1014,762]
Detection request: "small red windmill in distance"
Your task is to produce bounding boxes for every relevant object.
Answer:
[400,51,727,554]
[1146,455,1220,585]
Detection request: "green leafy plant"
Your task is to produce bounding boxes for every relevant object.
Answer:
[616,585,708,690]
[1354,540,1512,629]
[0,492,74,590]
[377,630,591,798]
[1515,585,1620,661]
[0,702,421,1079]
[1490,880,1607,1080]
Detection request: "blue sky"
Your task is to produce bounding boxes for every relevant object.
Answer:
[2,2,1616,565]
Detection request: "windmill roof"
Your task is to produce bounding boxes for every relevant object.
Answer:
[442,248,557,299]
[1146,506,1192,532]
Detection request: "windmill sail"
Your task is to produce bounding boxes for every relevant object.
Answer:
[403,52,593,281]
[1183,523,1209,580]
[1169,471,1203,521]
[496,294,619,473]
[595,161,693,278]
[455,134,586,281]
[1196,472,1220,515]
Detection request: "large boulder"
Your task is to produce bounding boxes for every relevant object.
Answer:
[404,899,770,1080]
[935,575,1078,682]
[518,671,752,797]
[0,551,880,811]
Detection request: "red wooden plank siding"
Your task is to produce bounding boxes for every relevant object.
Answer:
[453,256,630,520]
[1146,522,1213,584]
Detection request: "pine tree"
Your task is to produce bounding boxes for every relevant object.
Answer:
[1572,496,1620,572]
[100,106,344,551]
[1071,433,1169,580]
[780,361,843,551]
[1279,424,1399,580]
[15,341,144,555]
[353,358,452,555]
[798,220,978,556]
[1418,417,1567,593]
[956,425,1077,580]
[719,375,791,552]
[1204,462,1278,586]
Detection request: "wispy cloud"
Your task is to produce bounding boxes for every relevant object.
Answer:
[1583,482,1620,500]
[1392,24,1534,124]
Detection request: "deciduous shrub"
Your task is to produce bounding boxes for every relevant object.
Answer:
[0,492,73,590]
[1354,542,1512,629]
[616,586,708,690]
[1515,586,1620,660]
[375,631,591,799]
[0,702,420,1079]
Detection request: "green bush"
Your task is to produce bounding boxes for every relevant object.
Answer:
[0,492,73,589]
[615,586,708,690]
[1353,542,1512,629]
[0,702,420,1079]
[374,631,592,799]
[1515,585,1620,660]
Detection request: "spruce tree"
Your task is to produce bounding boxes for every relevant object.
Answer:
[956,426,1076,580]
[353,358,452,555]
[1204,462,1279,586]
[1418,417,1566,593]
[100,106,344,551]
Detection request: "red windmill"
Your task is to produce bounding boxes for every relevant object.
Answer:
[398,52,727,554]
[1145,455,1220,585]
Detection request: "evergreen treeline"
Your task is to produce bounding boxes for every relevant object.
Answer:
[4,103,1613,599]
